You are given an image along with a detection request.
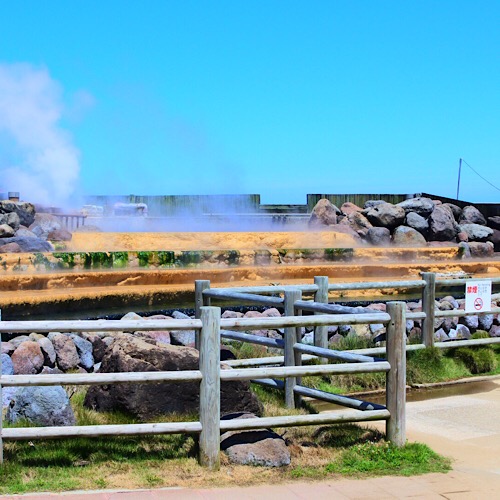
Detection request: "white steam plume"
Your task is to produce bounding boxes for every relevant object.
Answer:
[0,63,81,207]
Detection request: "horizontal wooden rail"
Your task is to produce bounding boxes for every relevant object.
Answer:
[436,277,500,287]
[221,330,284,349]
[223,354,316,367]
[328,280,424,291]
[203,289,284,307]
[435,307,500,318]
[2,421,203,441]
[207,284,318,294]
[293,343,380,363]
[219,410,390,431]
[219,361,390,381]
[293,385,386,411]
[434,338,500,348]
[0,319,202,334]
[294,300,383,316]
[1,370,203,387]
[251,378,285,389]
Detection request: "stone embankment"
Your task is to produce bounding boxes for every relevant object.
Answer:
[309,197,500,256]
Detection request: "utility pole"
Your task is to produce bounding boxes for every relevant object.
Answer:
[456,158,462,200]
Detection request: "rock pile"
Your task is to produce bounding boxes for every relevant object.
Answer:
[0,200,71,253]
[309,197,499,254]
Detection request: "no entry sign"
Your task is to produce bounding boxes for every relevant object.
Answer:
[465,280,492,313]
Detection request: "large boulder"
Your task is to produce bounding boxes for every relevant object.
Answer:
[308,199,340,227]
[364,200,386,209]
[50,333,80,371]
[397,197,435,217]
[428,205,458,241]
[11,341,44,374]
[340,202,362,216]
[459,206,486,225]
[392,226,427,247]
[459,224,494,242]
[48,228,72,241]
[0,236,53,252]
[405,212,429,235]
[487,228,500,251]
[6,386,75,426]
[443,203,462,221]
[468,242,495,258]
[0,201,36,227]
[365,203,405,230]
[0,224,15,237]
[29,213,62,240]
[366,227,391,246]
[84,337,263,420]
[220,413,290,467]
[487,216,500,230]
[346,212,372,237]
[0,212,21,231]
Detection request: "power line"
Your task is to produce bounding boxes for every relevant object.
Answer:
[461,158,500,193]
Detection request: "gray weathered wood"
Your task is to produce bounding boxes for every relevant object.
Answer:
[219,409,390,432]
[1,370,203,387]
[421,272,436,348]
[313,276,329,356]
[435,307,500,318]
[220,330,284,349]
[284,288,302,408]
[250,378,285,390]
[293,343,380,363]
[195,280,211,349]
[436,277,500,287]
[220,361,390,381]
[203,289,284,307]
[223,354,316,367]
[295,300,379,315]
[207,284,318,294]
[293,385,386,411]
[199,306,221,470]
[2,421,203,440]
[328,280,424,291]
[406,312,426,320]
[386,302,406,447]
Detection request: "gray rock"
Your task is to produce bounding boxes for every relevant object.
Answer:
[327,325,339,336]
[15,225,38,238]
[439,300,455,311]
[28,213,62,240]
[328,333,344,345]
[455,324,471,339]
[405,212,429,235]
[347,212,373,237]
[490,325,500,337]
[308,199,340,227]
[366,227,391,246]
[443,203,462,221]
[0,200,36,227]
[488,228,500,251]
[0,224,15,237]
[478,314,494,331]
[171,310,191,320]
[9,335,31,349]
[221,413,290,467]
[441,296,459,309]
[364,200,386,209]
[461,315,479,330]
[51,333,80,371]
[428,206,458,241]
[301,332,314,345]
[80,333,108,362]
[121,311,143,321]
[170,330,196,346]
[1,341,15,355]
[0,236,53,252]
[366,203,405,230]
[37,336,57,367]
[397,197,435,217]
[369,323,385,335]
[338,325,351,336]
[487,216,500,230]
[6,386,76,426]
[392,226,427,247]
[434,328,449,341]
[459,206,486,225]
[1,353,13,375]
[469,242,495,258]
[406,320,415,334]
[71,334,95,371]
[459,224,493,242]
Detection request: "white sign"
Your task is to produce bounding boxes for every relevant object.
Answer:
[465,280,492,313]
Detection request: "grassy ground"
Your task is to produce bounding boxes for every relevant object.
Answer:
[0,385,451,495]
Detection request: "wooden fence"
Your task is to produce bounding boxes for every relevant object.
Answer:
[0,303,406,469]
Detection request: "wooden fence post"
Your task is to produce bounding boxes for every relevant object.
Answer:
[198,306,221,470]
[386,301,406,447]
[195,280,211,350]
[421,272,436,348]
[284,288,302,409]
[314,276,329,360]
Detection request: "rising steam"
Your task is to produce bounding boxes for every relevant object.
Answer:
[0,63,82,207]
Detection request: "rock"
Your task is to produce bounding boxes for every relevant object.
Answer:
[442,296,459,308]
[48,228,72,241]
[302,332,314,344]
[397,197,435,217]
[340,202,363,216]
[347,212,373,237]
[364,200,386,209]
[468,242,495,258]
[405,212,429,235]
[365,203,405,230]
[244,311,263,318]
[84,337,263,420]
[29,213,62,240]
[9,335,31,349]
[220,413,290,467]
[439,300,454,311]
[443,203,462,221]
[461,315,479,330]
[121,311,143,321]
[434,328,449,341]
[222,310,243,319]
[369,323,385,335]
[366,227,391,246]
[1,341,15,355]
[478,314,494,331]
[392,226,427,247]
[11,341,44,374]
[172,310,191,320]
[261,308,281,318]
[7,386,76,426]
[51,333,80,371]
[220,347,236,361]
[41,366,63,375]
[308,199,339,227]
[487,228,500,251]
[1,353,13,375]
[169,330,197,347]
[0,212,21,231]
[487,216,500,230]
[350,324,370,338]
[0,242,21,253]
[366,303,387,312]
[326,224,362,241]
[490,325,500,337]
[0,201,36,227]
[428,205,458,241]
[459,224,493,242]
[328,333,343,345]
[81,333,108,362]
[459,206,486,225]
[455,324,471,339]
[135,330,171,345]
[457,231,468,242]
[0,224,15,237]
[406,319,415,334]
[36,336,57,367]
[458,242,472,258]
[15,225,38,238]
[0,236,53,252]
[71,334,95,370]
[327,325,339,336]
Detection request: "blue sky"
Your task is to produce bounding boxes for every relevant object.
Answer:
[0,1,499,206]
